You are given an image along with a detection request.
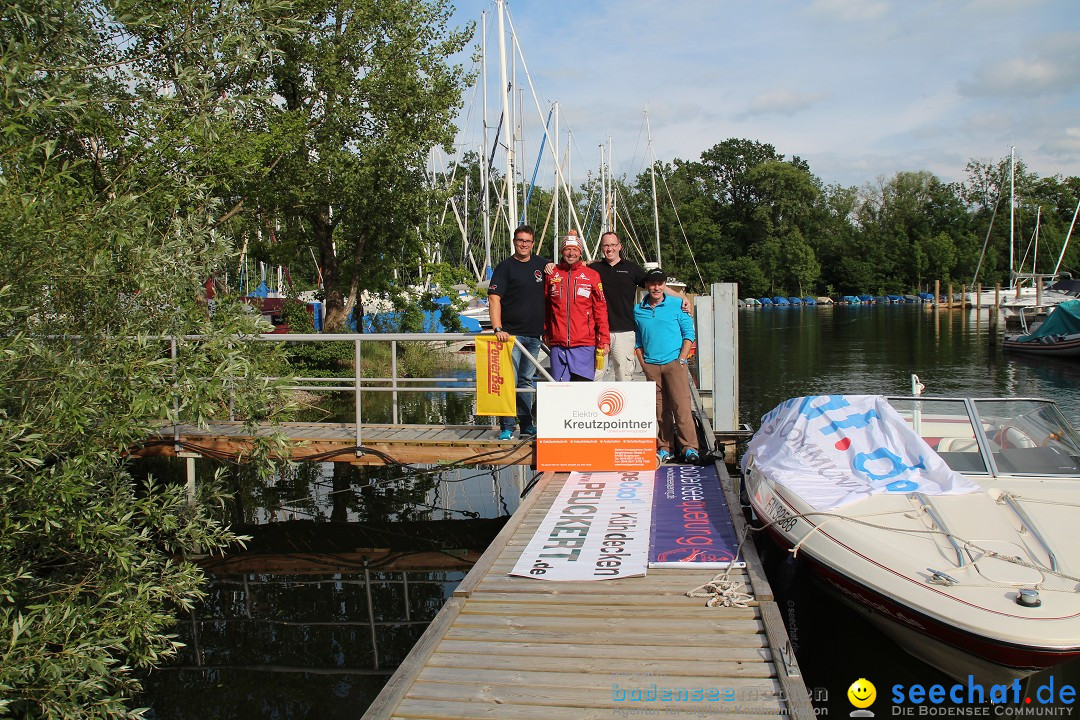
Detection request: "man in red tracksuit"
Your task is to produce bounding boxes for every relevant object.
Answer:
[545,230,609,381]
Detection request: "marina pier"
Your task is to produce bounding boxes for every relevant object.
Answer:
[362,465,814,720]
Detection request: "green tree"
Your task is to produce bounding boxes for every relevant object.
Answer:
[0,0,295,715]
[244,0,472,331]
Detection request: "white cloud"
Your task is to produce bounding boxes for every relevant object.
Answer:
[449,0,1079,189]
[745,90,828,117]
[960,31,1080,97]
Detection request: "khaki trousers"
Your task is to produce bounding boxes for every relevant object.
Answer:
[641,360,697,453]
[597,330,638,381]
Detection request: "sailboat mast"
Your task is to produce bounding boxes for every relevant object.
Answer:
[496,0,517,246]
[1053,198,1079,276]
[1033,206,1041,281]
[646,109,661,265]
[599,143,607,234]
[1009,146,1015,288]
[609,137,616,233]
[554,101,559,244]
[481,10,491,275]
[567,129,573,235]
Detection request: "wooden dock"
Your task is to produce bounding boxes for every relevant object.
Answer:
[137,421,534,466]
[362,464,814,720]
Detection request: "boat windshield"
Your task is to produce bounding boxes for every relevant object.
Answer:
[886,398,1080,477]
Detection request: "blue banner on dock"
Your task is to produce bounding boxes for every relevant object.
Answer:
[648,465,745,569]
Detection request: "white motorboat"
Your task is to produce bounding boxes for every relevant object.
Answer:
[741,395,1080,683]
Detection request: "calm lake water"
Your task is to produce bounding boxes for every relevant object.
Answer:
[139,304,1080,717]
[739,303,1080,716]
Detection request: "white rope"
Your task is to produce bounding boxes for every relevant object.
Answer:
[686,574,753,608]
[762,506,1080,588]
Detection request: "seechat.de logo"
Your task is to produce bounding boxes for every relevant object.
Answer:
[597,389,625,416]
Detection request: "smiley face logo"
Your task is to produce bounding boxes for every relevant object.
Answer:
[847,678,876,709]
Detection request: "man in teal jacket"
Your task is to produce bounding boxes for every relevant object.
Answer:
[633,268,699,465]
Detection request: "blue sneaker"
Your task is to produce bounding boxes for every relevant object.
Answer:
[657,449,673,464]
[682,448,701,465]
[521,425,537,436]
[498,429,514,441]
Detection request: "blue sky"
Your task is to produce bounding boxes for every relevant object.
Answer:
[447,0,1080,190]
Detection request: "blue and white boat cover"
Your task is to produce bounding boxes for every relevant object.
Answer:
[742,395,979,511]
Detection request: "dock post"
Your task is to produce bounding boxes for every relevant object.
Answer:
[975,283,982,330]
[171,336,181,453]
[710,283,739,463]
[961,284,966,310]
[355,338,363,455]
[185,455,196,507]
[989,283,1000,345]
[694,293,715,418]
[391,339,399,425]
[948,283,954,309]
[934,280,940,307]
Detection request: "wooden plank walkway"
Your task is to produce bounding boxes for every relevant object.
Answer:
[362,464,814,720]
[136,421,534,466]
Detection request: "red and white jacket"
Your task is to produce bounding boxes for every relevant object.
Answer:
[544,261,609,348]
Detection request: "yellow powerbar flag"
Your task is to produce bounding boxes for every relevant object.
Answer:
[475,334,516,416]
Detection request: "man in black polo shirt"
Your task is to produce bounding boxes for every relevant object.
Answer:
[488,224,548,440]
[589,231,690,381]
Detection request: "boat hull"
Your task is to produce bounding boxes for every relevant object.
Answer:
[786,534,1080,683]
[1002,334,1080,359]
[747,477,1080,684]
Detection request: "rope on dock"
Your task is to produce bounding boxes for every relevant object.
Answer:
[685,574,753,607]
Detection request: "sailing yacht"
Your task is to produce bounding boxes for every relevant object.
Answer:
[967,149,1076,309]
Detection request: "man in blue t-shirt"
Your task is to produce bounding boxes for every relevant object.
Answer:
[488,225,548,440]
[634,268,699,465]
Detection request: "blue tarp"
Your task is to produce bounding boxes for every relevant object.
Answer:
[355,307,480,333]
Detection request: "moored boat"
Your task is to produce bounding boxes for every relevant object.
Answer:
[1002,299,1080,359]
[741,394,1080,683]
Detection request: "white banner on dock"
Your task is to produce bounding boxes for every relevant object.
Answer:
[510,471,654,581]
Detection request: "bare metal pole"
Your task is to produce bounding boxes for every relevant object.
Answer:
[1053,197,1079,275]
[600,143,607,235]
[497,0,517,242]
[646,109,661,265]
[354,339,363,455]
[481,11,492,275]
[554,101,559,244]
[1009,146,1015,288]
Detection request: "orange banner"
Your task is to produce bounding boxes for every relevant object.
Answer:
[475,334,516,416]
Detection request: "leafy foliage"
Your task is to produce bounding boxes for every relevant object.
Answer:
[0,0,297,715]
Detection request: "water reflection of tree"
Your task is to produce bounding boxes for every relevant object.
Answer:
[333,464,440,523]
[218,461,442,525]
[137,568,465,718]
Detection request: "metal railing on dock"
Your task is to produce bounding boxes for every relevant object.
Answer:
[157,332,550,463]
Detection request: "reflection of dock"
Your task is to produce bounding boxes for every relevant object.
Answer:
[363,465,814,720]
[137,421,534,466]
[193,518,508,574]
